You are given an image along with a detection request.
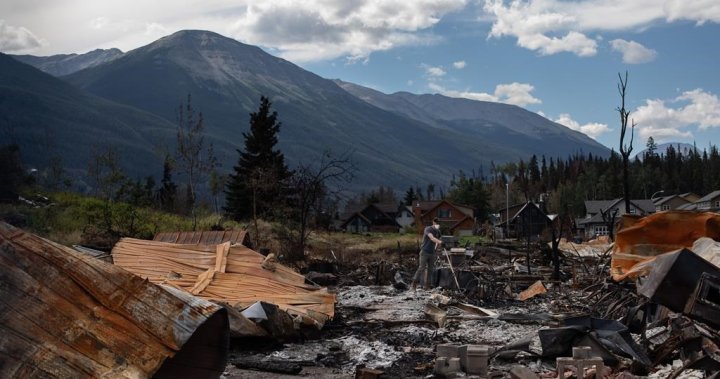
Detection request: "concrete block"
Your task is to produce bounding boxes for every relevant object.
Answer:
[557,355,604,379]
[510,366,540,379]
[434,356,462,378]
[437,343,463,358]
[464,345,490,376]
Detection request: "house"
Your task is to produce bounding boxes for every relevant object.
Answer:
[496,201,551,240]
[680,192,701,203]
[652,194,692,212]
[576,198,655,239]
[395,205,415,229]
[695,190,720,211]
[675,191,720,211]
[341,203,401,233]
[414,200,476,236]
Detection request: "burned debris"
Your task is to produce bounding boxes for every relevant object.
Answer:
[0,222,229,378]
[3,210,720,378]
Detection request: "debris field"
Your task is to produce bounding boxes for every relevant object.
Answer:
[2,211,720,378]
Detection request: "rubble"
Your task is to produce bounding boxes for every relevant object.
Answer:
[111,238,336,329]
[0,222,229,379]
[5,209,720,378]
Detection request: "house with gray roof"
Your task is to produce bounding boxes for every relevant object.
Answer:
[652,194,692,212]
[576,198,656,239]
[695,190,720,211]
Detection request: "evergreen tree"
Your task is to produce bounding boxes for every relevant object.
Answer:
[156,154,177,212]
[0,144,28,202]
[225,96,291,220]
[403,187,417,206]
[447,170,491,222]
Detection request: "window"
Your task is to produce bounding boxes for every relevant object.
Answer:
[662,204,670,211]
[438,209,451,218]
[594,225,608,236]
[715,201,720,208]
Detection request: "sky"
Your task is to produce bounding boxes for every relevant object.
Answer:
[1,0,719,151]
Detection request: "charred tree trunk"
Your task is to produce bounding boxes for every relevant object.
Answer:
[617,71,635,214]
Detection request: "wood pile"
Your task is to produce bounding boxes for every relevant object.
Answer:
[112,238,336,328]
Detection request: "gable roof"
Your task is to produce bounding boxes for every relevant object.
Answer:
[696,190,720,203]
[373,202,400,214]
[415,201,441,212]
[422,199,474,218]
[585,199,621,215]
[585,198,655,215]
[509,202,550,223]
[339,212,372,228]
[677,202,698,210]
[653,194,690,206]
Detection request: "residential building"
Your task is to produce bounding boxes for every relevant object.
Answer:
[413,200,475,236]
[341,203,401,233]
[653,194,692,212]
[695,190,720,211]
[496,201,551,240]
[576,198,655,239]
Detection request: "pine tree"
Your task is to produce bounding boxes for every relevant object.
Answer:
[403,187,417,206]
[156,154,177,212]
[225,96,291,221]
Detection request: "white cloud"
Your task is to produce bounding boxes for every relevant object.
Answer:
[553,113,612,139]
[664,0,720,24]
[482,0,720,57]
[424,65,446,77]
[610,39,657,64]
[632,89,720,143]
[231,0,469,62]
[495,82,542,106]
[429,82,541,107]
[638,125,693,141]
[0,20,44,53]
[453,60,466,69]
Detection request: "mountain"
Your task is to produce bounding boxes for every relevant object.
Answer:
[60,30,609,190]
[6,30,613,191]
[11,48,123,77]
[0,52,176,183]
[335,80,608,160]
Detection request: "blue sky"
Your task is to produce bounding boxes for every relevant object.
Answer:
[1,0,719,150]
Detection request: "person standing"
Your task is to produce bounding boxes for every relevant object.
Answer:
[412,218,442,290]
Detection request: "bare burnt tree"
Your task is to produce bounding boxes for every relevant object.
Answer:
[600,207,619,241]
[617,71,635,214]
[278,150,355,263]
[175,94,218,229]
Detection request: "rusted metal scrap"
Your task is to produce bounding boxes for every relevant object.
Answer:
[611,211,720,281]
[0,222,229,379]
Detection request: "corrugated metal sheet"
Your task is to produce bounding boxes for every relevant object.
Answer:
[112,238,335,328]
[153,230,248,246]
[612,211,720,280]
[0,222,229,378]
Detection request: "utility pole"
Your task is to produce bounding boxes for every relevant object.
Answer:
[505,183,509,239]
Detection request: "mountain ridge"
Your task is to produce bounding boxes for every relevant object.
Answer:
[8,30,610,191]
[11,48,123,77]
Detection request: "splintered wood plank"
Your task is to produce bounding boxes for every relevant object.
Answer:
[112,238,336,324]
